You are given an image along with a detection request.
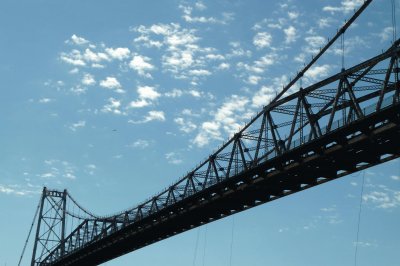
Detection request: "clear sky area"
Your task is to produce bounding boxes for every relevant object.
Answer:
[1,0,399,265]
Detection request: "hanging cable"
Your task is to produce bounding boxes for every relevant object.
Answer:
[202,225,208,266]
[354,171,365,266]
[228,216,235,266]
[192,228,200,266]
[391,0,397,42]
[18,199,41,266]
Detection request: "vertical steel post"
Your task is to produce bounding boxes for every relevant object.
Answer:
[31,187,47,266]
[61,189,67,257]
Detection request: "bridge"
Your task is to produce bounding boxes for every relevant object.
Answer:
[26,1,400,265]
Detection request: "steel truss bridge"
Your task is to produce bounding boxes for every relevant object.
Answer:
[28,1,400,265]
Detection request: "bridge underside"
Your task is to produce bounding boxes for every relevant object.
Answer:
[53,103,400,265]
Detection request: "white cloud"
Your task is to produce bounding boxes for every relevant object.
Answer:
[318,18,333,29]
[129,86,161,108]
[195,1,207,10]
[379,27,394,42]
[179,4,233,25]
[83,48,110,62]
[69,120,86,131]
[165,89,183,98]
[133,23,219,81]
[193,95,249,147]
[217,62,230,70]
[288,11,299,20]
[129,54,155,77]
[305,64,331,80]
[323,0,364,14]
[391,175,400,181]
[189,69,211,76]
[193,121,222,147]
[0,184,39,196]
[137,86,161,100]
[82,73,95,86]
[128,110,166,124]
[253,32,272,49]
[174,117,197,133]
[70,85,87,95]
[165,152,183,165]
[102,97,124,115]
[40,159,77,181]
[129,99,150,108]
[363,190,400,209]
[127,139,152,149]
[69,34,89,45]
[99,77,125,93]
[38,98,53,104]
[252,86,275,107]
[105,47,131,60]
[284,26,297,44]
[164,88,203,98]
[306,36,326,47]
[247,75,262,85]
[60,50,86,66]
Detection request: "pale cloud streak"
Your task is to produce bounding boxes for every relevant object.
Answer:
[99,77,125,93]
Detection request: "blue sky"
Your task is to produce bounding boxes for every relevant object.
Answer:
[1,0,400,265]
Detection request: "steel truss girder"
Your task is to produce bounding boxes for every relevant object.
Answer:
[41,40,400,265]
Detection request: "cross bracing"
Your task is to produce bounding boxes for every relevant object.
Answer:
[32,37,400,265]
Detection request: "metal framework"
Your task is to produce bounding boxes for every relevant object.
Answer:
[29,1,400,264]
[32,38,400,265]
[31,188,67,266]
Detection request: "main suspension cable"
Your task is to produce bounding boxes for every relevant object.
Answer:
[18,198,41,266]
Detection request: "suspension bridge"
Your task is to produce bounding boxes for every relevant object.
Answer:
[21,0,400,265]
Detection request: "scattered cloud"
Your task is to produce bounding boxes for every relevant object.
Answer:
[129,86,161,108]
[69,120,86,131]
[284,26,297,44]
[252,86,275,107]
[68,34,89,45]
[83,48,110,63]
[391,175,400,181]
[379,27,394,42]
[99,77,125,93]
[193,95,249,147]
[323,0,364,14]
[0,184,40,196]
[179,3,233,25]
[363,190,400,209]
[304,64,331,81]
[60,49,86,66]
[128,110,166,124]
[253,32,272,49]
[165,152,183,164]
[82,73,96,86]
[102,97,125,115]
[105,47,131,60]
[39,159,78,181]
[38,98,54,104]
[127,139,152,149]
[129,54,155,78]
[174,117,197,133]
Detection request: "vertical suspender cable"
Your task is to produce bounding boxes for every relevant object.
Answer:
[392,0,397,42]
[354,171,365,266]
[228,216,235,266]
[192,228,200,266]
[202,225,208,266]
[18,199,41,266]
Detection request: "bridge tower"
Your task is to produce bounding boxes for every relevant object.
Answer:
[31,187,67,266]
